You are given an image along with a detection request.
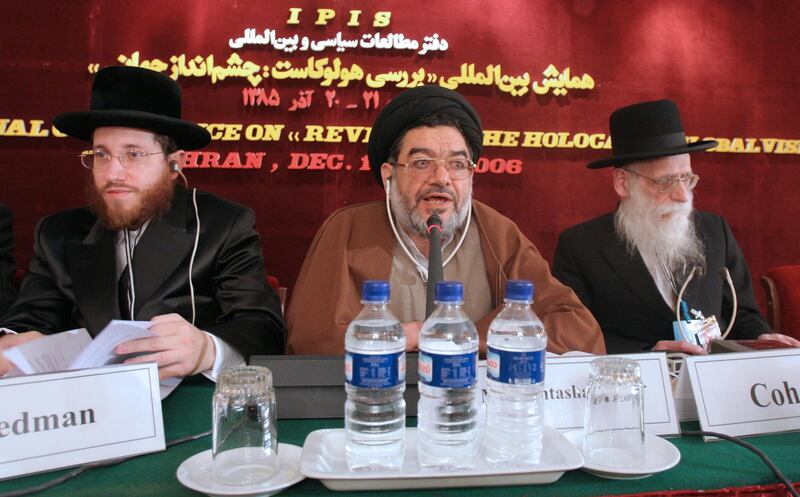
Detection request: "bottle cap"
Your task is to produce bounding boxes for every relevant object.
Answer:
[362,280,390,302]
[505,279,534,301]
[435,280,463,303]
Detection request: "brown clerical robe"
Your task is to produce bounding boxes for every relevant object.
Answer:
[286,200,605,355]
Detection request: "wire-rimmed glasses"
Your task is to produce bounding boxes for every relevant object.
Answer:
[394,157,475,180]
[623,168,699,194]
[80,149,165,170]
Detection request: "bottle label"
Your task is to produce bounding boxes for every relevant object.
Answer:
[418,350,477,388]
[486,346,545,384]
[345,350,405,388]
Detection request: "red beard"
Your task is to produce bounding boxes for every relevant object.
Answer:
[85,169,175,231]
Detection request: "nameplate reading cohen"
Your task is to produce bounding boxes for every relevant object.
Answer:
[684,349,800,439]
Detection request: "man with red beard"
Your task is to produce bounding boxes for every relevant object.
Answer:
[0,66,285,379]
[554,99,799,354]
[287,86,605,356]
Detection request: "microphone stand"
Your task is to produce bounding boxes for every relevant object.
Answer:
[425,214,444,318]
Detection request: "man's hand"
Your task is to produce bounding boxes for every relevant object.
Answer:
[652,340,707,355]
[402,321,422,352]
[758,333,800,348]
[115,314,216,380]
[0,331,43,375]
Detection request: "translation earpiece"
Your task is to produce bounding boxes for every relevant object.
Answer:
[170,160,181,172]
[385,177,391,190]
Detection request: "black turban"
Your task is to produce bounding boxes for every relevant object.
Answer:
[368,85,483,187]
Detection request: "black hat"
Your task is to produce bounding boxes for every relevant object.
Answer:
[53,66,211,150]
[587,99,717,169]
[368,85,483,187]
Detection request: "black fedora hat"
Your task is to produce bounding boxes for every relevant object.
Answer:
[587,99,717,169]
[53,66,211,150]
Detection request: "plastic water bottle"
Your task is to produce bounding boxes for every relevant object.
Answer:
[483,280,547,465]
[417,281,479,469]
[344,280,406,471]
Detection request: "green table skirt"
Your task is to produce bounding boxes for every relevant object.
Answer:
[2,377,798,497]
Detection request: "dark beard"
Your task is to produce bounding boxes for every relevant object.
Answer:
[85,171,175,231]
[389,182,471,239]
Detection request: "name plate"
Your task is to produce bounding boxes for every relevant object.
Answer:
[684,349,800,439]
[0,363,165,480]
[542,353,679,436]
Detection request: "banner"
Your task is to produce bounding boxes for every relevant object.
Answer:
[1,1,798,300]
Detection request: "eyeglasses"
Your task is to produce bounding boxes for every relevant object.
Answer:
[394,157,475,180]
[80,149,165,170]
[623,168,700,194]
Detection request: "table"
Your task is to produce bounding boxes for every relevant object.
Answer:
[1,377,798,497]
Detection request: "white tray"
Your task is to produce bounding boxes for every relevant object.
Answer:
[300,426,583,491]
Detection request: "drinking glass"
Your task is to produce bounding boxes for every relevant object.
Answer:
[583,357,645,469]
[212,366,278,485]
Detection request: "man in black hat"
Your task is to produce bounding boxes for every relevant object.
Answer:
[0,66,285,379]
[286,86,605,356]
[554,99,799,353]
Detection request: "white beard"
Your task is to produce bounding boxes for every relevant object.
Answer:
[614,183,705,283]
[389,180,471,239]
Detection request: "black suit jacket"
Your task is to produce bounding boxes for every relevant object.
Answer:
[553,211,769,353]
[0,204,16,315]
[1,187,285,358]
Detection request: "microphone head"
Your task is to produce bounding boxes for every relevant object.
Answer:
[426,214,443,233]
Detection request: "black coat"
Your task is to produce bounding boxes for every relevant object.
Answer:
[1,187,285,359]
[0,204,16,315]
[553,211,769,353]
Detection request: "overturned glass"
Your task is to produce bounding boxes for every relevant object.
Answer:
[583,357,645,470]
[212,366,278,485]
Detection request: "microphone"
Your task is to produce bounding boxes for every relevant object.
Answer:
[425,214,444,318]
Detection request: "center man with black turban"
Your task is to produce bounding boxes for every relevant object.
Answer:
[286,86,605,355]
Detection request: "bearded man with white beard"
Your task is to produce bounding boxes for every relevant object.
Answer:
[554,100,799,354]
[287,86,606,356]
